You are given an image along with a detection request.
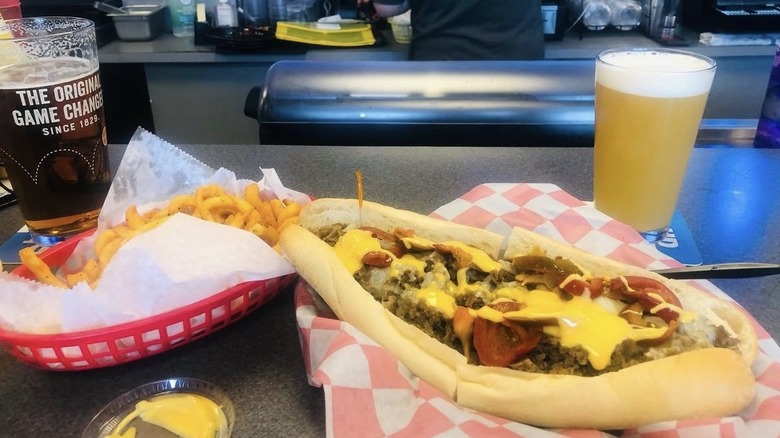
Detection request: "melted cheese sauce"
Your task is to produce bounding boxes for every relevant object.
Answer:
[416,286,456,318]
[389,254,427,277]
[333,229,392,274]
[332,228,678,371]
[107,393,227,438]
[504,290,667,370]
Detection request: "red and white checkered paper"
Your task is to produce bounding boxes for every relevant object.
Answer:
[295,183,780,438]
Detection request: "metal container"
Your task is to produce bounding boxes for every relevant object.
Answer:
[109,4,166,41]
[248,60,597,147]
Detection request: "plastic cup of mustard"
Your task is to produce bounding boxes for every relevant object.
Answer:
[82,378,235,438]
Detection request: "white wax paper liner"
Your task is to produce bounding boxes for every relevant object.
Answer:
[295,183,780,438]
[0,128,307,334]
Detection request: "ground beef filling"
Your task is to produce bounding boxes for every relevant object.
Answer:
[511,337,649,376]
[317,224,731,377]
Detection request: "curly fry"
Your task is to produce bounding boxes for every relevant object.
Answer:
[82,259,101,283]
[196,184,225,202]
[270,199,285,222]
[125,205,146,230]
[94,229,119,257]
[19,247,67,288]
[66,271,90,288]
[168,194,198,215]
[249,223,280,246]
[97,237,124,267]
[276,201,302,224]
[244,183,265,209]
[20,183,305,291]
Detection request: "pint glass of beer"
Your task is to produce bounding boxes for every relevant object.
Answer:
[0,17,111,246]
[593,48,716,242]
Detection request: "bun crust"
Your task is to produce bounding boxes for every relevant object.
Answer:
[280,199,757,429]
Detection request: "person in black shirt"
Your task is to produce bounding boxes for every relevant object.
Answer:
[370,0,545,61]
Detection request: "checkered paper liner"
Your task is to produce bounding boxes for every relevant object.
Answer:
[295,183,780,438]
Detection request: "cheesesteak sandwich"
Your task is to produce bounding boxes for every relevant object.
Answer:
[279,199,757,430]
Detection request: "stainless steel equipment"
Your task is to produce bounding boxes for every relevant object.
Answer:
[245,60,597,147]
[640,0,685,44]
[107,4,167,41]
[682,0,780,32]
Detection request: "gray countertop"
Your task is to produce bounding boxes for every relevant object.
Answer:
[97,28,778,64]
[0,145,778,437]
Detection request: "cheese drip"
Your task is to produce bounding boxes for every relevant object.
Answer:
[416,286,457,318]
[400,235,503,273]
[331,229,672,370]
[497,290,668,370]
[333,229,392,274]
[335,230,465,316]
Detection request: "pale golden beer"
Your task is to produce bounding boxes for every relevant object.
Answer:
[593,48,716,241]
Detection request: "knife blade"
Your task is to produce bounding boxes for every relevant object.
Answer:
[652,263,780,279]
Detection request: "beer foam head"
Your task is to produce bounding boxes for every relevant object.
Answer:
[596,49,716,98]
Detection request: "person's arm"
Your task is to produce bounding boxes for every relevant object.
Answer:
[371,0,410,17]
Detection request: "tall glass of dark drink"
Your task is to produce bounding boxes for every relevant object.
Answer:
[0,17,111,246]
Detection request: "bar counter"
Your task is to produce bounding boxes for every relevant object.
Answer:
[96,28,777,145]
[1,145,778,437]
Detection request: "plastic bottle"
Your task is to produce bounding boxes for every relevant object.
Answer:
[168,0,196,37]
[216,0,237,27]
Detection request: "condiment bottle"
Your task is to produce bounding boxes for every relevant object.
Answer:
[216,0,237,27]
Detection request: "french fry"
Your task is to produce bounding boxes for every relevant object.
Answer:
[113,225,136,239]
[256,202,277,228]
[278,216,299,231]
[270,199,284,222]
[225,213,245,228]
[197,205,215,222]
[83,259,101,283]
[19,247,67,288]
[97,237,124,267]
[168,194,198,215]
[233,197,255,216]
[244,183,264,209]
[249,223,280,246]
[125,205,146,230]
[196,184,225,203]
[141,215,170,233]
[94,229,119,257]
[19,182,305,291]
[276,201,302,224]
[202,196,234,212]
[244,210,263,230]
[66,271,90,288]
[150,208,171,221]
